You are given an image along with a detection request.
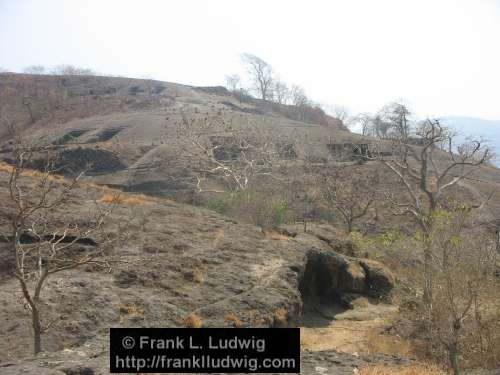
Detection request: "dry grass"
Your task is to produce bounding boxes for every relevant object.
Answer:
[0,161,13,174]
[212,228,225,244]
[21,169,45,178]
[184,313,203,328]
[247,309,262,326]
[366,329,413,357]
[225,312,243,328]
[184,268,204,283]
[359,364,446,375]
[98,192,152,205]
[273,308,288,327]
[0,162,67,182]
[264,229,291,241]
[118,303,145,316]
[88,183,122,193]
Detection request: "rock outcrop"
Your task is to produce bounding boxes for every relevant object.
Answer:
[299,248,395,308]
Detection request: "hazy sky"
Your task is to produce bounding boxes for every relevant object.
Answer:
[1,0,500,121]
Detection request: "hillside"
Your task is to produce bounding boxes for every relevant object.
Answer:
[0,73,349,197]
[1,73,500,374]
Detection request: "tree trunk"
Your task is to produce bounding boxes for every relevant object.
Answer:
[421,229,433,306]
[423,248,432,304]
[495,228,499,254]
[32,306,42,354]
[23,100,35,124]
[448,342,460,375]
[347,219,353,233]
[17,277,43,355]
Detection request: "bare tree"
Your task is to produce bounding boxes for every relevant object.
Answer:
[382,119,490,216]
[379,119,490,303]
[292,182,318,233]
[368,118,496,373]
[241,53,274,101]
[177,115,279,193]
[290,84,308,106]
[3,136,119,354]
[321,167,378,233]
[355,112,374,136]
[331,105,348,123]
[273,80,290,105]
[371,114,391,138]
[50,65,96,76]
[408,205,500,375]
[23,65,46,75]
[380,102,412,141]
[225,74,241,93]
[328,105,353,128]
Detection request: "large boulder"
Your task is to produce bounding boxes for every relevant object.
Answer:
[359,259,395,300]
[299,248,394,307]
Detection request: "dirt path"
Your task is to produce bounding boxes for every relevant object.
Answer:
[299,301,412,357]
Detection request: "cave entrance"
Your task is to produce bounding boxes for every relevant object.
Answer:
[297,252,349,325]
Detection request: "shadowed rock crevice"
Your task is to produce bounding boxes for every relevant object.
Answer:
[52,129,89,145]
[29,148,127,176]
[86,127,124,143]
[0,233,97,246]
[299,250,346,306]
[298,249,395,312]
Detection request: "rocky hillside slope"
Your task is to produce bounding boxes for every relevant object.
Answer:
[1,73,499,374]
[0,169,404,374]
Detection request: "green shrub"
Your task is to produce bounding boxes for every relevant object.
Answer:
[271,199,289,226]
[204,190,290,228]
[205,196,228,214]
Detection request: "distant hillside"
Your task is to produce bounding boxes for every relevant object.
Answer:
[0,73,350,202]
[442,116,500,166]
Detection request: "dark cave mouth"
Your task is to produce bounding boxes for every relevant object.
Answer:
[298,253,343,309]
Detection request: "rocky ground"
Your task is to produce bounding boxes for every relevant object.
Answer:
[0,172,409,373]
[0,341,413,375]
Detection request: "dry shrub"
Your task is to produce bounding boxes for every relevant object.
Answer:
[0,161,13,173]
[212,228,225,243]
[359,364,445,375]
[118,303,145,316]
[0,162,66,183]
[225,312,243,328]
[99,192,151,205]
[263,229,290,241]
[89,183,122,193]
[366,329,413,357]
[273,308,288,328]
[184,268,204,283]
[98,192,120,203]
[184,313,203,328]
[22,169,45,178]
[247,309,262,326]
[48,174,66,182]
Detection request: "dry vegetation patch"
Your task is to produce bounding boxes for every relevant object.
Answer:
[359,364,445,375]
[273,308,288,327]
[118,303,145,316]
[184,313,203,328]
[98,192,152,205]
[365,328,413,357]
[225,312,243,328]
[264,229,292,241]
